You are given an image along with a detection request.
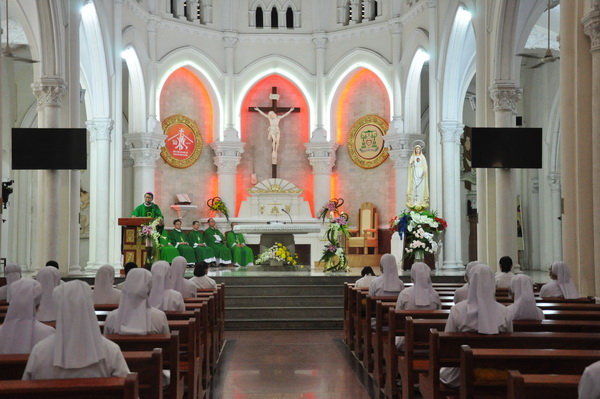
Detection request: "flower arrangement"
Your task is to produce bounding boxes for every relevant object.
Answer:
[139,218,162,266]
[317,198,345,222]
[318,199,351,272]
[255,242,299,265]
[207,196,229,221]
[389,210,447,262]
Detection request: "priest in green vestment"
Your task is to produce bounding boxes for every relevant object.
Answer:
[226,222,254,267]
[131,192,164,221]
[203,218,232,266]
[169,219,197,264]
[158,230,179,263]
[187,220,216,264]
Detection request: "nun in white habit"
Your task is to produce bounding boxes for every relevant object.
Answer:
[170,256,198,298]
[23,280,129,380]
[507,274,544,321]
[104,268,169,335]
[439,264,513,388]
[35,266,62,322]
[93,265,122,305]
[539,261,579,299]
[453,261,481,304]
[368,254,404,297]
[396,262,441,311]
[578,360,600,399]
[0,278,55,354]
[0,263,22,301]
[149,261,185,311]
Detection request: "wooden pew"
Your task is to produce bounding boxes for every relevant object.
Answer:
[0,374,139,399]
[543,310,600,320]
[419,330,600,399]
[106,332,183,399]
[362,295,397,371]
[343,283,356,349]
[506,370,581,399]
[460,347,600,399]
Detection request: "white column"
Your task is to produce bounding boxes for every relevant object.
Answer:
[312,34,328,140]
[489,82,522,266]
[388,19,404,138]
[31,78,68,268]
[122,149,135,214]
[547,173,563,263]
[382,133,413,214]
[223,33,239,140]
[125,132,165,203]
[86,118,113,271]
[210,141,245,215]
[305,141,339,210]
[438,120,464,269]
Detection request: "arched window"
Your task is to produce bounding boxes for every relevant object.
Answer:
[286,7,294,28]
[256,6,264,28]
[271,7,278,28]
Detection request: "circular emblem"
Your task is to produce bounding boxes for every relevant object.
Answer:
[347,115,389,169]
[161,114,203,168]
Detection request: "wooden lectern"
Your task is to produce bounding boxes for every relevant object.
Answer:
[118,217,152,266]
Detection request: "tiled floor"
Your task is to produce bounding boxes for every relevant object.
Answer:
[206,330,384,399]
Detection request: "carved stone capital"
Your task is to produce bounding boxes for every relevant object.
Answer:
[223,34,238,48]
[548,172,561,192]
[305,140,339,158]
[383,133,420,167]
[388,150,411,168]
[389,19,403,35]
[488,82,522,113]
[583,9,600,52]
[31,78,68,109]
[213,156,241,174]
[86,118,114,142]
[124,132,165,150]
[129,148,161,168]
[308,157,336,174]
[438,120,465,144]
[122,150,135,168]
[210,139,245,157]
[312,35,328,49]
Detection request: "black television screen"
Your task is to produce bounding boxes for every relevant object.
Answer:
[471,127,542,169]
[12,128,87,170]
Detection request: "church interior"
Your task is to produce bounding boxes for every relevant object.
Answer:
[1,0,600,397]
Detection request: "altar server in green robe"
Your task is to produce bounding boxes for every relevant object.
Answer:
[158,230,179,263]
[131,192,163,221]
[203,218,232,266]
[169,219,196,264]
[187,221,216,265]
[226,222,254,267]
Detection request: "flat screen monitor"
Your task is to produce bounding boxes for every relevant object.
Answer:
[12,128,87,170]
[471,127,542,169]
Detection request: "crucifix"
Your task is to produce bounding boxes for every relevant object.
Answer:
[249,87,301,178]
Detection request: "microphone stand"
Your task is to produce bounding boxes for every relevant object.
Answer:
[281,208,293,224]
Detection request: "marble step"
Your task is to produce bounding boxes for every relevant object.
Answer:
[224,284,343,296]
[225,318,343,330]
[226,306,342,319]
[225,295,342,307]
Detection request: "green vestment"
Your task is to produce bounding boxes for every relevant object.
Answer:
[131,203,163,219]
[169,229,197,264]
[203,227,232,264]
[187,229,216,263]
[158,231,179,263]
[226,231,254,267]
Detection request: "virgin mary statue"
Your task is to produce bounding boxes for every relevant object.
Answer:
[406,145,429,211]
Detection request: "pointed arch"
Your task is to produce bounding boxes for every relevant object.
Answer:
[402,28,430,133]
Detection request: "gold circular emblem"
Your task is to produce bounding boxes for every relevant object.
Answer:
[347,115,389,169]
[161,114,203,169]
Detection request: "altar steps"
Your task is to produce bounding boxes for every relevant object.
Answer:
[214,275,356,330]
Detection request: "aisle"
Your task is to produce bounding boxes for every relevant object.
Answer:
[206,330,384,399]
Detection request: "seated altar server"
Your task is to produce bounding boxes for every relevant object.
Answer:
[169,219,196,264]
[105,268,169,335]
[495,256,515,288]
[369,254,404,297]
[169,256,197,298]
[149,261,185,311]
[23,280,130,380]
[453,261,481,304]
[539,261,580,299]
[579,360,600,399]
[355,266,377,289]
[226,222,254,267]
[396,262,441,310]
[190,262,217,289]
[158,230,179,263]
[93,265,121,305]
[203,218,232,266]
[187,220,216,264]
[0,279,55,354]
[507,274,544,321]
[0,263,21,301]
[440,264,513,388]
[35,266,62,322]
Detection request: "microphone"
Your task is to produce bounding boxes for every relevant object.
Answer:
[281,208,293,224]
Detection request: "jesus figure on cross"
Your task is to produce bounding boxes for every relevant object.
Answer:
[254,107,295,165]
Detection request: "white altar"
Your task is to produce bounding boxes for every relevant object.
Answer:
[234,223,321,255]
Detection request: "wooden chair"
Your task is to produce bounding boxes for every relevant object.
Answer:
[346,202,379,254]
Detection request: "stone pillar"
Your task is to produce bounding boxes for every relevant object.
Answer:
[125,132,165,204]
[122,149,135,214]
[583,5,600,295]
[305,141,338,210]
[31,78,68,267]
[86,118,113,271]
[388,19,404,138]
[382,133,412,214]
[438,120,465,269]
[223,33,239,141]
[210,141,245,216]
[547,173,563,263]
[489,81,522,266]
[312,34,328,140]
